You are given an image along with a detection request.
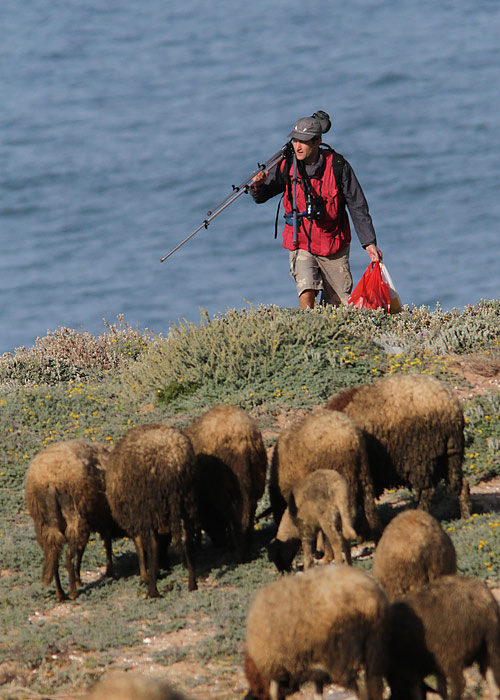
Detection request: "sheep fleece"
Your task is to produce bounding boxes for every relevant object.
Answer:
[269,408,379,535]
[326,374,468,513]
[245,565,389,698]
[373,509,457,600]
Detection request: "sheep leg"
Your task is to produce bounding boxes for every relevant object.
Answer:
[416,487,433,512]
[320,535,334,565]
[102,533,114,577]
[447,671,465,700]
[145,529,160,599]
[269,680,283,700]
[459,477,471,519]
[133,535,148,583]
[313,680,324,699]
[53,565,66,602]
[355,669,385,700]
[485,667,500,700]
[75,547,84,586]
[66,541,79,600]
[182,521,197,591]
[321,517,349,565]
[301,534,315,570]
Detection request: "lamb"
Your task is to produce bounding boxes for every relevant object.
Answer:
[268,408,381,540]
[84,671,194,700]
[268,469,357,572]
[373,508,457,600]
[105,423,198,598]
[387,575,500,700]
[25,439,122,602]
[244,565,389,700]
[184,405,267,561]
[325,374,471,518]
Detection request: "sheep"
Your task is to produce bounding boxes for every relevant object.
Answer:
[105,423,198,598]
[184,405,267,561]
[268,469,357,572]
[25,439,122,602]
[244,565,389,700]
[387,575,500,700]
[268,408,381,540]
[84,671,194,700]
[325,374,471,518]
[373,508,457,601]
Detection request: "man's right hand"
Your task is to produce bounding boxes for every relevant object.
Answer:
[250,170,268,190]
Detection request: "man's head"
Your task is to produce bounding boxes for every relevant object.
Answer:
[288,117,322,163]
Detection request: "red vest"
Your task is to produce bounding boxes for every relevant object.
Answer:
[281,150,351,256]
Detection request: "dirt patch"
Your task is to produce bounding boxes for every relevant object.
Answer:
[448,352,500,400]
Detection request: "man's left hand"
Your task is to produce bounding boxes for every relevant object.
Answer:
[365,244,383,263]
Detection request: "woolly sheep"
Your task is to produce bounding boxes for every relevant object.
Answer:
[268,469,357,572]
[25,440,121,602]
[105,423,198,598]
[326,374,470,518]
[84,671,194,700]
[387,575,500,700]
[244,565,389,700]
[184,405,267,561]
[269,408,381,540]
[373,508,457,601]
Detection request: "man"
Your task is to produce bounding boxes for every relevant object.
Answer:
[251,115,382,309]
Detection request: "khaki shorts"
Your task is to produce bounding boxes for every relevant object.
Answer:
[289,246,353,305]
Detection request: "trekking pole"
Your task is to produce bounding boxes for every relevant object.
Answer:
[160,144,291,263]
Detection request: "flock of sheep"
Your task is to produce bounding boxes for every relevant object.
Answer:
[24,373,500,700]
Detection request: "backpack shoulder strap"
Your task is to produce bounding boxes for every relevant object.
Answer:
[326,147,345,194]
[322,145,346,223]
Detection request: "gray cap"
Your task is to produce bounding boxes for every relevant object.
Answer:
[288,116,322,141]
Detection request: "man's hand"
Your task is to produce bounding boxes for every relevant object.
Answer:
[365,244,383,263]
[250,170,268,191]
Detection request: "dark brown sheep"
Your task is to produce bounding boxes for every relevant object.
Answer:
[326,374,470,518]
[25,440,121,602]
[387,575,500,700]
[184,405,267,561]
[269,408,380,540]
[244,565,389,700]
[373,509,457,600]
[105,424,198,598]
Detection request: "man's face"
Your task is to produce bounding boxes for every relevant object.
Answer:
[292,136,321,163]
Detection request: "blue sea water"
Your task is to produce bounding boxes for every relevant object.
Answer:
[0,0,499,354]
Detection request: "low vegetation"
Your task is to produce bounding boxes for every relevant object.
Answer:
[0,300,499,698]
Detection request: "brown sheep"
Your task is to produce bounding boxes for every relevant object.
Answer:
[84,671,194,700]
[373,509,457,600]
[25,440,121,602]
[244,565,389,700]
[268,469,357,572]
[269,408,381,540]
[184,405,267,561]
[326,374,470,518]
[105,424,198,598]
[387,575,500,700]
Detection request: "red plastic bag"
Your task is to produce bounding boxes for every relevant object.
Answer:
[348,261,391,312]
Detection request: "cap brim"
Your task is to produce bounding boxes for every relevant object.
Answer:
[288,130,318,141]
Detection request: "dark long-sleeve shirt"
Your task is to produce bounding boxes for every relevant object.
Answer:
[251,148,377,248]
